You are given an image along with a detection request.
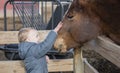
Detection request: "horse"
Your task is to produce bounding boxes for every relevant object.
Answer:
[54,0,120,52]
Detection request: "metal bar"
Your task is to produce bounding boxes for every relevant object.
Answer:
[45,2,47,23]
[56,0,64,19]
[51,1,54,29]
[31,1,34,27]
[41,1,44,23]
[13,3,16,30]
[4,0,10,31]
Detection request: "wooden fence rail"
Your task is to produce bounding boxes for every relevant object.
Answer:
[84,36,120,68]
[0,31,50,44]
[0,59,98,73]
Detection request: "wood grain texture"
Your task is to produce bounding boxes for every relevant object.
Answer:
[84,36,120,68]
[0,59,98,73]
[0,30,50,44]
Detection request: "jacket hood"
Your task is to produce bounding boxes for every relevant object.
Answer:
[18,42,36,59]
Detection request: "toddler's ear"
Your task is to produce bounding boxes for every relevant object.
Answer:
[37,35,41,43]
[26,38,30,42]
[26,36,32,42]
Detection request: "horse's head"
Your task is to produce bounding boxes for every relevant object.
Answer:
[54,0,102,52]
[54,0,120,52]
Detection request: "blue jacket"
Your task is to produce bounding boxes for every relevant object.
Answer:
[18,31,57,73]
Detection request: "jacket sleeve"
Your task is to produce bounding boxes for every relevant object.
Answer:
[32,30,57,59]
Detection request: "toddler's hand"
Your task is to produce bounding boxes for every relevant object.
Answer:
[54,21,63,33]
[46,55,50,63]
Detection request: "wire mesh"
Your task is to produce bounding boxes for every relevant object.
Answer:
[12,1,45,30]
[4,0,71,30]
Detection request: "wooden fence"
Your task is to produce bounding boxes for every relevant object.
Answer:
[0,31,120,73]
[0,59,98,73]
[83,36,120,68]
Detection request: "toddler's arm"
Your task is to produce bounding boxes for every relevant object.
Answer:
[33,22,63,58]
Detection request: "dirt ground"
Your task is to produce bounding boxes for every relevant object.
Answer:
[83,49,120,73]
[0,17,120,73]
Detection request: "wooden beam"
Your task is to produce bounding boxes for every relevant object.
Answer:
[84,59,99,73]
[84,36,120,68]
[73,48,99,73]
[0,31,50,44]
[0,60,26,73]
[48,59,73,72]
[0,59,72,73]
[74,48,84,73]
[0,59,98,73]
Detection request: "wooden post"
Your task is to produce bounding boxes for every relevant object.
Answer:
[74,48,84,73]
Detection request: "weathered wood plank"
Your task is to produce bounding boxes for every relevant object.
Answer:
[74,48,84,73]
[0,31,50,44]
[84,59,99,73]
[0,59,73,73]
[0,59,98,73]
[84,36,120,68]
[0,60,26,73]
[48,59,73,72]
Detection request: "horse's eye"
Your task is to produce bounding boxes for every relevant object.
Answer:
[67,15,73,19]
[67,15,74,19]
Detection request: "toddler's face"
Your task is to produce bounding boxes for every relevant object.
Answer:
[26,29,39,43]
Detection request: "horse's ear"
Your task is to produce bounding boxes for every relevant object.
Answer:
[72,0,81,6]
[72,0,87,6]
[78,0,89,5]
[72,0,79,4]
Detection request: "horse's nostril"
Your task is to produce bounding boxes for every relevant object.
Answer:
[58,49,61,53]
[59,44,63,49]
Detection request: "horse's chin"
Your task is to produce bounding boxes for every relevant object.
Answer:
[56,46,74,53]
[54,46,67,53]
[58,48,67,53]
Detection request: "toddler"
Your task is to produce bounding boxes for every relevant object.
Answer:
[18,22,62,73]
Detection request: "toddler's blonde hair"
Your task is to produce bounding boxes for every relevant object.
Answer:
[18,28,35,43]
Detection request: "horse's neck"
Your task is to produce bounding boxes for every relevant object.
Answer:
[92,0,119,25]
